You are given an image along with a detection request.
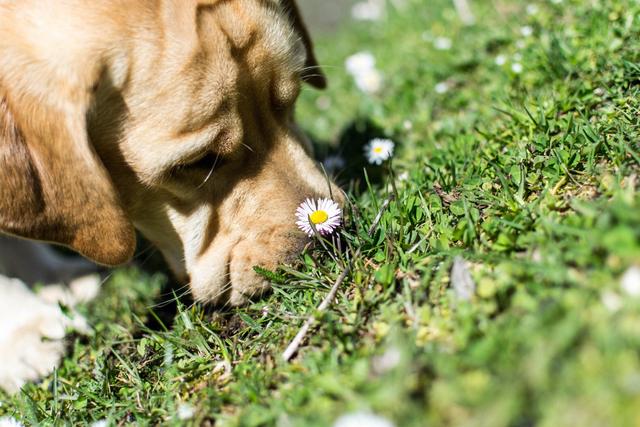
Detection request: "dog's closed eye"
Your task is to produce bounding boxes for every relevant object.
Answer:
[184,152,225,171]
[173,152,226,179]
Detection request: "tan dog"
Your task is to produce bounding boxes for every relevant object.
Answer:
[0,0,342,307]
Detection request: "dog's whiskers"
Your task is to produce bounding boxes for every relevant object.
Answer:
[301,64,339,72]
[197,154,222,189]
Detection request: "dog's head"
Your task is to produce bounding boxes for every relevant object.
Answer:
[0,0,341,305]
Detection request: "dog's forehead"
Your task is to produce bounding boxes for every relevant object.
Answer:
[196,0,306,72]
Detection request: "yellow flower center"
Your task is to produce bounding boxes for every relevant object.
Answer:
[373,146,383,154]
[309,210,329,225]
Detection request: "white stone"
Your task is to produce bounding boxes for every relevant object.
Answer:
[451,257,476,301]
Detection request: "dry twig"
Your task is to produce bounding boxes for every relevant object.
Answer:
[453,0,475,26]
[282,196,394,362]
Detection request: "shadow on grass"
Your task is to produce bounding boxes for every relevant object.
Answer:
[313,117,391,193]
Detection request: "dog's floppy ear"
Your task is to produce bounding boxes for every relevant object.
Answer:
[281,0,327,89]
[0,84,136,266]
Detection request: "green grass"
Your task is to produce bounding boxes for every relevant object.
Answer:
[2,0,640,425]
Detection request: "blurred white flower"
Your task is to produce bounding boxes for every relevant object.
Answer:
[526,4,539,14]
[511,63,523,73]
[345,51,376,75]
[354,69,383,94]
[0,418,24,427]
[351,0,385,21]
[434,81,449,94]
[177,403,195,421]
[621,266,640,297]
[345,52,383,94]
[334,412,395,427]
[601,291,623,312]
[372,346,402,374]
[402,120,413,131]
[495,54,507,65]
[520,25,534,37]
[434,37,453,50]
[364,138,395,165]
[515,39,527,49]
[322,155,346,174]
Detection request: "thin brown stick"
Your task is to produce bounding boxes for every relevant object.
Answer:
[453,0,475,25]
[282,196,394,362]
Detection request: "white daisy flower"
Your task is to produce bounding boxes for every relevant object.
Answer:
[621,266,640,297]
[434,36,452,50]
[495,54,507,65]
[354,69,383,94]
[511,63,523,73]
[434,81,449,94]
[334,412,395,427]
[365,138,395,165]
[520,25,534,37]
[296,198,342,236]
[526,4,539,14]
[0,418,25,427]
[345,52,383,94]
[345,51,376,75]
[601,291,623,312]
[351,0,385,21]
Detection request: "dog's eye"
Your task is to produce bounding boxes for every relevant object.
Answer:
[177,152,225,173]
